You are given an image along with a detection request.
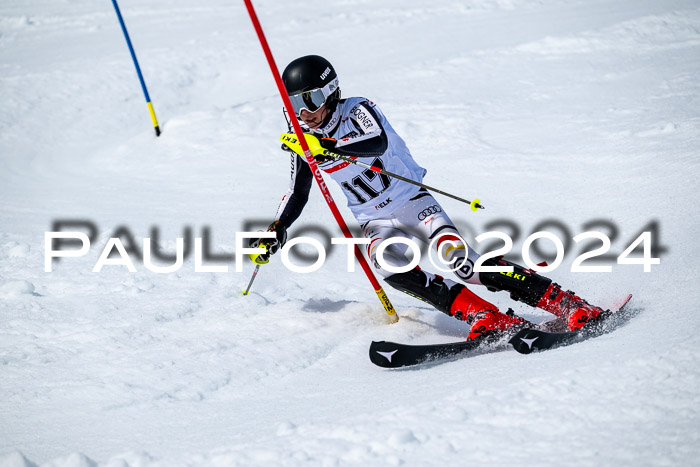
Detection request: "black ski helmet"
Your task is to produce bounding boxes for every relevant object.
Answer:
[282,55,341,117]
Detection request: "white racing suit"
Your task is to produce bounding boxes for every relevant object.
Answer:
[272,96,606,336]
[274,96,480,284]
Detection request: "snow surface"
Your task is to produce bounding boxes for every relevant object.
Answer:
[1,0,700,465]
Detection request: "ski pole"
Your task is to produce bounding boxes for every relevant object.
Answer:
[280,134,484,210]
[244,0,398,323]
[327,150,484,211]
[112,0,161,137]
[240,264,261,296]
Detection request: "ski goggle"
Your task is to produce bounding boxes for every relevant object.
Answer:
[288,78,339,117]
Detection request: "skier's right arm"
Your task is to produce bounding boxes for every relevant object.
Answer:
[248,153,312,264]
[274,153,313,228]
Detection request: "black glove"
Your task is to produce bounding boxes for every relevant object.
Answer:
[281,139,333,163]
[319,138,337,150]
[248,221,288,265]
[313,138,338,163]
[313,153,334,163]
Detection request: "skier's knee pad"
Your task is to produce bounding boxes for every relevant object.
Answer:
[454,256,478,284]
[430,229,482,285]
[478,257,552,307]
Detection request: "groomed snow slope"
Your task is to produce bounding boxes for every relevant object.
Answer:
[1,0,699,465]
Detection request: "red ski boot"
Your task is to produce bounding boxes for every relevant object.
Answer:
[383,267,528,340]
[536,283,605,331]
[465,309,528,341]
[448,287,527,341]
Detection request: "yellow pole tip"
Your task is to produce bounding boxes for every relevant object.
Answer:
[470,198,481,212]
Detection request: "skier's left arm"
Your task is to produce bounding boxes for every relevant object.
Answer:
[321,101,388,158]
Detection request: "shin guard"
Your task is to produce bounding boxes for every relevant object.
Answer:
[478,257,552,307]
[384,268,497,321]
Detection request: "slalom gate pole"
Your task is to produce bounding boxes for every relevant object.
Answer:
[326,150,484,211]
[112,0,161,137]
[243,0,398,323]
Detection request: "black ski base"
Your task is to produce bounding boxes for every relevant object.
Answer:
[509,294,634,354]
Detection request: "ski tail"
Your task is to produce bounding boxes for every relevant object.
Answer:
[369,339,481,368]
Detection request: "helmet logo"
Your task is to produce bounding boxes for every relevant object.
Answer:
[320,67,331,80]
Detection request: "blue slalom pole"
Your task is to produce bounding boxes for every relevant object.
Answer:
[112,0,161,136]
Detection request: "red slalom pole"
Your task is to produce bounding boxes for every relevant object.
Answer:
[243,0,398,323]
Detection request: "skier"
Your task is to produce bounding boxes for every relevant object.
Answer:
[250,55,606,341]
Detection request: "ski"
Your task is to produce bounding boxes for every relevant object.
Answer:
[369,338,485,368]
[508,328,578,354]
[369,294,633,367]
[509,294,633,354]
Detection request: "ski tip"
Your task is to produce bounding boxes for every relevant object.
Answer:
[617,294,633,311]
